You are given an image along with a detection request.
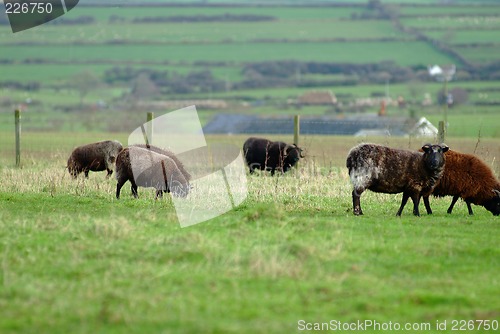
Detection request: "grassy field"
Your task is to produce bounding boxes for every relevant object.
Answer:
[1,133,500,333]
[2,2,499,78]
[4,21,404,44]
[3,41,455,66]
[1,1,499,117]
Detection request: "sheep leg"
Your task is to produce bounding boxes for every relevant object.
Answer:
[155,190,163,200]
[423,196,433,214]
[84,170,89,178]
[270,168,276,176]
[130,184,138,198]
[446,195,460,214]
[352,188,364,215]
[116,179,125,199]
[465,200,474,215]
[396,192,411,216]
[106,169,113,178]
[411,193,421,217]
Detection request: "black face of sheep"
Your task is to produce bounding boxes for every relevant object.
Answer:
[67,140,123,178]
[243,137,303,176]
[421,144,447,170]
[346,143,449,216]
[282,144,303,172]
[481,190,500,216]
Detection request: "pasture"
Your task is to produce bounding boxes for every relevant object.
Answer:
[1,133,500,332]
[0,41,455,66]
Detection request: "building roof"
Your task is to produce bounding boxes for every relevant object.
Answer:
[203,114,437,137]
[297,91,337,105]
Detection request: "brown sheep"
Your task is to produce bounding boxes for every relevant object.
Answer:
[115,146,191,199]
[422,150,500,216]
[346,143,449,216]
[67,140,123,178]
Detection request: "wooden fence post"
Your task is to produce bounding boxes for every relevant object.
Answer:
[294,114,300,146]
[146,112,154,145]
[438,120,445,144]
[293,115,300,170]
[15,109,21,167]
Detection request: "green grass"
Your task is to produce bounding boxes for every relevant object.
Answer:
[399,5,500,17]
[1,20,405,44]
[453,45,500,64]
[0,63,243,83]
[2,40,455,66]
[425,29,500,45]
[71,5,364,22]
[1,133,500,332]
[401,16,500,30]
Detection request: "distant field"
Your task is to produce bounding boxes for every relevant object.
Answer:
[1,20,405,44]
[0,2,499,139]
[453,45,500,63]
[0,63,243,83]
[1,2,498,87]
[401,16,500,30]
[2,41,456,66]
[73,6,364,21]
[425,30,500,45]
[398,5,500,16]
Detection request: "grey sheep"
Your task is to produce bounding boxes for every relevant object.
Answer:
[115,146,191,199]
[346,143,449,216]
[67,140,123,178]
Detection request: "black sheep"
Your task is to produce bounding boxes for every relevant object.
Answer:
[243,137,303,176]
[67,140,123,178]
[346,143,449,216]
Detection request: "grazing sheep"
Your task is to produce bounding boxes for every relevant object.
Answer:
[115,146,190,199]
[422,150,500,216]
[346,143,449,216]
[67,140,123,178]
[131,144,191,183]
[243,137,304,175]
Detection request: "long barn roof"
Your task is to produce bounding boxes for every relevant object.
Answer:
[203,114,437,137]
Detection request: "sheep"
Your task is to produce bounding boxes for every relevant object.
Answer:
[131,144,191,183]
[422,149,500,216]
[243,137,304,175]
[115,146,191,199]
[67,140,123,178]
[346,143,449,216]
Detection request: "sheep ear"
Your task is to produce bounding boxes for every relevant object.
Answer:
[493,189,500,198]
[421,144,431,153]
[440,144,449,153]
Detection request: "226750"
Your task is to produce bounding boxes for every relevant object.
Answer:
[5,2,53,14]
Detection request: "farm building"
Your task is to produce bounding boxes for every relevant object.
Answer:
[297,91,338,106]
[203,114,438,137]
